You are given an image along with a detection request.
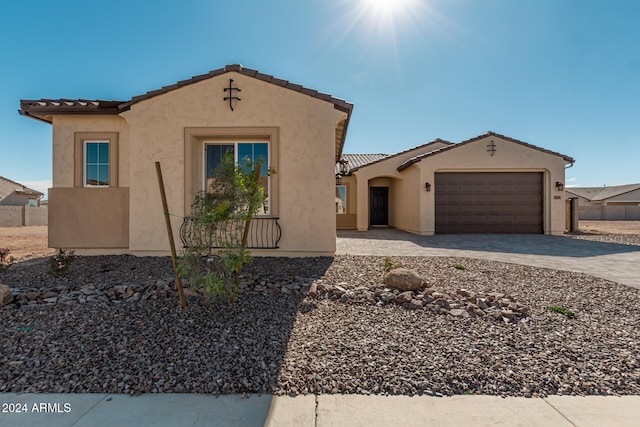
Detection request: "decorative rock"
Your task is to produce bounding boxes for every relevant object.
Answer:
[308,282,318,297]
[317,283,333,293]
[383,268,423,291]
[449,308,470,318]
[0,284,13,307]
[333,285,347,295]
[433,298,450,309]
[381,293,395,302]
[394,291,414,304]
[456,289,471,298]
[406,299,424,310]
[477,298,489,310]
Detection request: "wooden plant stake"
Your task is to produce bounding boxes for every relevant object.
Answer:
[155,161,187,308]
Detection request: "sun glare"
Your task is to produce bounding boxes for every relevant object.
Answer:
[326,0,437,61]
[355,0,422,40]
[364,0,416,16]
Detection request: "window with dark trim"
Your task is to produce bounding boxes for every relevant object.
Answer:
[205,141,270,214]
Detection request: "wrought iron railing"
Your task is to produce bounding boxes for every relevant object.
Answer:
[180,216,281,250]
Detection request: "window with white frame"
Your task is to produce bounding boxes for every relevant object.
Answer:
[84,141,110,187]
[205,141,270,214]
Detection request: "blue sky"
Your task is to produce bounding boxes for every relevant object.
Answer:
[1,0,638,197]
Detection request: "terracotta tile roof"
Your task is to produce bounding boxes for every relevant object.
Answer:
[119,64,354,115]
[19,99,123,123]
[343,139,454,174]
[397,131,575,172]
[19,64,354,160]
[566,183,640,201]
[336,154,389,175]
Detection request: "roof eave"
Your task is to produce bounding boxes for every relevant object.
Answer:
[18,109,52,124]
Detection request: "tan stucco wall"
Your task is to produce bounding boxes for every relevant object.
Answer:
[389,167,421,233]
[352,141,451,231]
[51,116,130,188]
[347,136,568,235]
[120,72,346,255]
[414,135,568,235]
[47,116,130,249]
[48,188,129,248]
[336,176,357,229]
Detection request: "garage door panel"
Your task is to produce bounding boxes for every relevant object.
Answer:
[435,172,543,234]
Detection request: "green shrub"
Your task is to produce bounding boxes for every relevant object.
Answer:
[383,257,404,276]
[48,249,76,276]
[548,306,576,318]
[178,153,273,304]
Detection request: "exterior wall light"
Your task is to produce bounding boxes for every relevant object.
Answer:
[556,181,564,191]
[425,182,431,192]
[336,157,349,186]
[338,158,349,175]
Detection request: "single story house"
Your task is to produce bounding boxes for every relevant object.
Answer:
[20,64,353,256]
[335,132,574,235]
[0,176,43,207]
[566,184,640,220]
[0,176,46,227]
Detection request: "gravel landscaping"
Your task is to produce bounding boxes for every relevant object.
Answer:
[1,255,639,398]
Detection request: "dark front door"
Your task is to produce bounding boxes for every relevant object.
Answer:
[370,187,389,226]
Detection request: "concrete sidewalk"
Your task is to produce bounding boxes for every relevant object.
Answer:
[1,393,639,427]
[337,230,640,289]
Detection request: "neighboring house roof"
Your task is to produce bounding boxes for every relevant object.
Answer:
[342,139,454,174]
[397,131,575,172]
[19,64,354,161]
[567,183,640,201]
[0,176,44,197]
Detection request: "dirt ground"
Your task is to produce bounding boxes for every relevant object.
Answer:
[1,222,639,262]
[579,220,640,235]
[0,226,54,261]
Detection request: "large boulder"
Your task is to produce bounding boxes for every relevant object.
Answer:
[383,268,423,291]
[0,284,13,307]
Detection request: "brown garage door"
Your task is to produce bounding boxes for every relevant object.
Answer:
[435,172,543,234]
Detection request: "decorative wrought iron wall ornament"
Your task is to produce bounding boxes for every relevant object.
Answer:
[487,140,497,156]
[223,79,241,111]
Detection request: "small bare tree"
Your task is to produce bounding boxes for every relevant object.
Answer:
[178,153,271,304]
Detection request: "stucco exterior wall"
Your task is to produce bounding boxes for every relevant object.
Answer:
[47,116,130,249]
[414,135,568,235]
[389,167,421,233]
[120,72,346,256]
[344,135,568,235]
[352,141,451,231]
[336,175,357,229]
[48,188,129,248]
[51,116,130,188]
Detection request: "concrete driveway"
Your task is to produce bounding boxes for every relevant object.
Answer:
[337,229,640,290]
